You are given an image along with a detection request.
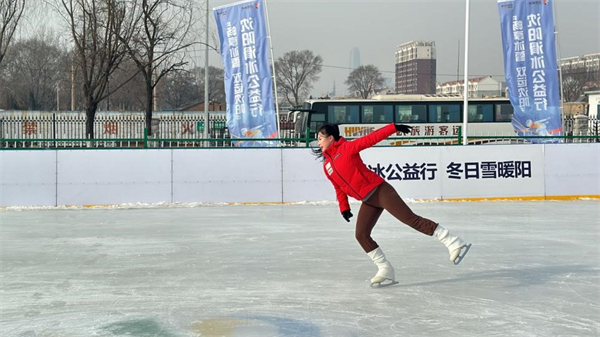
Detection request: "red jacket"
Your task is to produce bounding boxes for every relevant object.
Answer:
[322,123,397,212]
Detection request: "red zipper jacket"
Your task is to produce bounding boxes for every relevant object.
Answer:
[322,123,397,212]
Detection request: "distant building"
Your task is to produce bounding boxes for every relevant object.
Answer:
[373,87,395,96]
[395,41,436,94]
[560,53,600,101]
[560,53,600,82]
[349,47,361,70]
[437,76,506,98]
[586,90,600,118]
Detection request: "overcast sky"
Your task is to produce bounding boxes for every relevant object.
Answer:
[27,0,600,98]
[207,0,600,96]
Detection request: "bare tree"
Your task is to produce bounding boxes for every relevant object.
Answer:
[120,0,196,135]
[0,0,26,66]
[0,0,26,107]
[562,76,585,103]
[561,69,600,102]
[197,66,225,104]
[275,50,323,107]
[59,0,133,138]
[106,59,146,111]
[159,66,225,110]
[160,69,197,110]
[345,65,385,99]
[1,31,70,110]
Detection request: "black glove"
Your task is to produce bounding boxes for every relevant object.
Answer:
[341,210,353,222]
[395,124,413,134]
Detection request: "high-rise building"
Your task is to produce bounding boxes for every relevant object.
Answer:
[349,47,361,70]
[395,41,436,94]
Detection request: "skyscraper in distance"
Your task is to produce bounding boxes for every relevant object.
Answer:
[350,47,361,70]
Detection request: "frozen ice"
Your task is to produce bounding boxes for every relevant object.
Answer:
[1,200,599,336]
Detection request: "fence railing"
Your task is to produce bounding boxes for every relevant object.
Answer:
[0,111,301,148]
[1,111,598,149]
[2,134,599,150]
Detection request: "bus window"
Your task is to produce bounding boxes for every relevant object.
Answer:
[362,106,374,123]
[429,104,461,123]
[309,113,325,134]
[396,105,427,123]
[467,104,494,122]
[363,105,393,123]
[328,105,359,124]
[495,104,513,122]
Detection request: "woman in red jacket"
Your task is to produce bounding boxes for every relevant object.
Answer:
[315,123,471,287]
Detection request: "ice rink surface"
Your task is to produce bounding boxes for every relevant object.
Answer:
[1,200,599,336]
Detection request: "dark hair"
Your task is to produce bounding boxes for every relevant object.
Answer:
[311,124,341,161]
[318,124,341,141]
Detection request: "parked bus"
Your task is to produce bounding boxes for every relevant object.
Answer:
[291,94,515,145]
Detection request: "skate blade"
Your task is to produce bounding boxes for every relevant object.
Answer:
[453,243,472,265]
[370,280,399,289]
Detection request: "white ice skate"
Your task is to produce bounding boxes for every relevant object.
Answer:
[450,243,471,265]
[367,247,398,288]
[434,225,471,265]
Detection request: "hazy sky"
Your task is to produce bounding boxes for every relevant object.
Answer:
[26,0,600,98]
[208,0,600,96]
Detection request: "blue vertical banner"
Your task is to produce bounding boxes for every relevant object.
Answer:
[498,0,562,143]
[214,0,278,146]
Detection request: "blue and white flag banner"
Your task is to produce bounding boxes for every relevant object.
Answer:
[498,0,562,143]
[214,0,278,147]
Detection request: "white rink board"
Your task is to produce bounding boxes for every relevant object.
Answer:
[0,151,56,206]
[544,144,600,196]
[360,145,544,199]
[0,144,599,206]
[439,145,545,199]
[282,149,332,202]
[361,147,443,199]
[56,150,172,205]
[172,149,283,203]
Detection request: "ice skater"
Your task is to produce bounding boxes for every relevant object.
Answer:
[313,123,471,287]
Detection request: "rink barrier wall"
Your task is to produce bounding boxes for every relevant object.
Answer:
[0,144,598,207]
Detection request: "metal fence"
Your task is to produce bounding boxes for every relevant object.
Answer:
[1,111,598,149]
[563,115,599,142]
[0,111,302,149]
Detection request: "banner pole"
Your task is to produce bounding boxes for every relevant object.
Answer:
[497,0,563,143]
[213,0,279,147]
[204,0,210,147]
[263,0,281,140]
[552,0,565,124]
[462,0,471,146]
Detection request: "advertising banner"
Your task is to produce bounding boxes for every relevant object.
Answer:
[498,0,562,143]
[214,0,278,146]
